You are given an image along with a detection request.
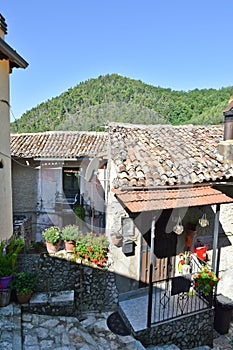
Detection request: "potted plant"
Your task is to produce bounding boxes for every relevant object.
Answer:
[11,271,37,304]
[111,233,123,247]
[42,226,60,254]
[61,225,81,252]
[0,236,24,288]
[193,264,220,296]
[76,232,109,267]
[0,236,24,307]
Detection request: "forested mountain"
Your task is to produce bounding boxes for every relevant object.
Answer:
[10,74,233,133]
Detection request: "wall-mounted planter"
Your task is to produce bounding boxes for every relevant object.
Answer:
[111,236,123,247]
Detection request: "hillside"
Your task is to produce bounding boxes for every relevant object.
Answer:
[10,74,233,133]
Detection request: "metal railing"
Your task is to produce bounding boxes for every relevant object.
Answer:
[149,254,213,326]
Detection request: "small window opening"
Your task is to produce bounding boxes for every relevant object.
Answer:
[0,159,3,169]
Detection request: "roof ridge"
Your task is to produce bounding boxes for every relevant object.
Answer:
[10,130,107,136]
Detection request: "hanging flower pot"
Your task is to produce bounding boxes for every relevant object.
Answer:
[111,235,123,247]
[173,216,184,235]
[199,214,209,228]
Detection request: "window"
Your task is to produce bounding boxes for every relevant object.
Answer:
[63,168,80,203]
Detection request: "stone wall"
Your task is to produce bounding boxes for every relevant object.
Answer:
[13,215,33,242]
[0,304,22,350]
[132,310,214,350]
[16,253,119,315]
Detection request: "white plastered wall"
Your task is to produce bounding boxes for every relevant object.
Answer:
[0,58,13,240]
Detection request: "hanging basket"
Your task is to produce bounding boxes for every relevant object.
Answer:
[173,216,184,235]
[199,214,209,227]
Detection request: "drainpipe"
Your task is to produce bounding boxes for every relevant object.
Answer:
[147,215,156,328]
[212,203,220,274]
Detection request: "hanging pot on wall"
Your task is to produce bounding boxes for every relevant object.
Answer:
[111,235,123,247]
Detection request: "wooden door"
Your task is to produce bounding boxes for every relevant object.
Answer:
[140,209,177,285]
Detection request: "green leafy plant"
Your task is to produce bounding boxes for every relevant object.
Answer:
[61,225,81,242]
[75,232,109,267]
[0,237,24,277]
[11,271,38,296]
[193,265,220,296]
[42,226,60,244]
[74,205,85,222]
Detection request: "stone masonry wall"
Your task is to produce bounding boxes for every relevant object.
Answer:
[133,310,214,350]
[16,253,119,315]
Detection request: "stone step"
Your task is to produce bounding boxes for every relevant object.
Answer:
[22,290,75,316]
[30,290,74,305]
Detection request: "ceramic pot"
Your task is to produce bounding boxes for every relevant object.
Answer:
[0,289,11,307]
[182,265,191,275]
[111,236,123,247]
[0,275,13,289]
[45,241,59,254]
[64,240,75,253]
[16,291,32,304]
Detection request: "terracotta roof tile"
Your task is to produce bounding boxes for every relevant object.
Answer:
[10,131,107,159]
[109,123,233,188]
[113,186,233,212]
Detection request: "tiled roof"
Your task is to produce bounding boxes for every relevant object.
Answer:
[10,131,107,159]
[113,186,233,212]
[109,123,233,188]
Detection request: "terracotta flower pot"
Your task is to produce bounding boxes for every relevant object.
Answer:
[64,240,75,253]
[111,236,123,247]
[45,241,59,254]
[16,291,32,304]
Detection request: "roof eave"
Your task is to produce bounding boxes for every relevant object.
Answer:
[0,37,28,69]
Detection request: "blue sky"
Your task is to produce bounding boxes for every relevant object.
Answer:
[1,0,233,121]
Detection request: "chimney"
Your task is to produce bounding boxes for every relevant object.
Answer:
[218,96,233,161]
[223,95,233,141]
[0,14,7,39]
